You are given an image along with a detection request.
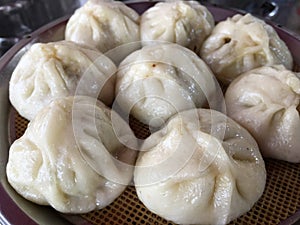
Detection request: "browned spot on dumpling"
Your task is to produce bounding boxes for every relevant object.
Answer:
[224,37,231,44]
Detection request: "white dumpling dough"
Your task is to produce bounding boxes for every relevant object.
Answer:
[65,0,140,53]
[200,13,293,85]
[9,41,116,120]
[115,43,221,127]
[6,96,136,213]
[134,109,266,225]
[225,65,300,163]
[140,1,214,54]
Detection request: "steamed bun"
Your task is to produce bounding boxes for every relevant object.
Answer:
[6,96,136,213]
[140,1,214,54]
[200,13,293,85]
[115,43,221,128]
[65,0,140,53]
[225,65,300,163]
[9,41,116,120]
[134,109,266,225]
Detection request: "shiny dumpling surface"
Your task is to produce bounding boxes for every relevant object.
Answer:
[65,0,140,53]
[9,41,116,120]
[6,96,136,213]
[200,13,293,85]
[115,43,220,127]
[140,0,214,54]
[225,65,300,163]
[134,108,266,225]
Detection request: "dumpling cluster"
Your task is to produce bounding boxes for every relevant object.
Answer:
[9,41,116,120]
[65,0,140,53]
[225,65,300,163]
[115,43,221,128]
[140,0,214,54]
[135,109,266,225]
[8,0,298,222]
[65,0,215,56]
[6,97,136,213]
[200,14,293,85]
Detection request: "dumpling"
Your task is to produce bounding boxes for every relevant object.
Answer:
[134,109,266,225]
[200,13,293,85]
[140,1,214,54]
[65,0,140,54]
[6,96,136,213]
[9,41,116,120]
[115,43,222,128]
[225,65,300,163]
